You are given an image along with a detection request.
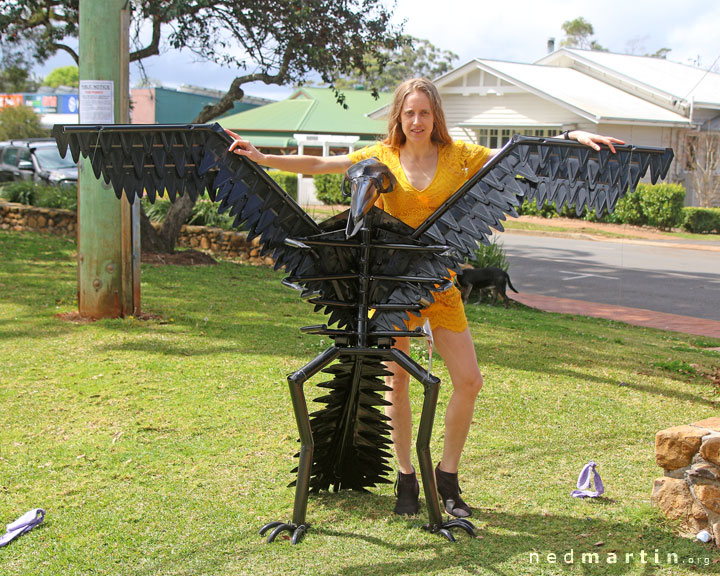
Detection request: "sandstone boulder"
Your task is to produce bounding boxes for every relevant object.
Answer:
[651,477,709,536]
[655,425,707,470]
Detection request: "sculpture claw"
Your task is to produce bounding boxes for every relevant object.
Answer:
[259,521,308,544]
[423,517,477,542]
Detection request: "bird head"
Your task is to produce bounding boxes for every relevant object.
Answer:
[343,158,396,238]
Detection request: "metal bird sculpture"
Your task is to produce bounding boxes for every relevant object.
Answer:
[52,122,674,544]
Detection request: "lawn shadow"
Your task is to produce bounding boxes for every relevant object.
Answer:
[319,507,718,575]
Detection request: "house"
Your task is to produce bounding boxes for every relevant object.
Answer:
[220,87,391,204]
[130,85,270,124]
[371,49,720,206]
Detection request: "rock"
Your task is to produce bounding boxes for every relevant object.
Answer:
[701,436,720,467]
[694,485,720,515]
[687,462,720,482]
[694,417,720,432]
[651,477,709,536]
[656,425,707,470]
[664,466,691,479]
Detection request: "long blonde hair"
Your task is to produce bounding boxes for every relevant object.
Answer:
[383,78,453,148]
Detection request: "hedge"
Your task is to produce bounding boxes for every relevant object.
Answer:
[267,170,298,201]
[636,183,686,230]
[0,181,77,211]
[682,207,720,234]
[518,182,690,231]
[314,173,348,205]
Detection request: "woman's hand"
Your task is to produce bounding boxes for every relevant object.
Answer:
[225,129,266,164]
[568,130,625,153]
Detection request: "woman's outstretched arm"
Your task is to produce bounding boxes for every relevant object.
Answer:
[225,129,353,174]
[486,130,626,159]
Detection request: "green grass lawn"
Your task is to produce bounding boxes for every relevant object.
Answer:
[1,230,718,576]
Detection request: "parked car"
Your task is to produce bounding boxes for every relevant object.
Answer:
[0,139,77,188]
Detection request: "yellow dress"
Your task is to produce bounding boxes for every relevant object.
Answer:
[348,140,491,333]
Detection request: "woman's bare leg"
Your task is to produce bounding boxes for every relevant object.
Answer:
[433,326,483,473]
[384,336,414,474]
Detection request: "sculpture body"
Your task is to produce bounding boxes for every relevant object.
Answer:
[53,122,674,543]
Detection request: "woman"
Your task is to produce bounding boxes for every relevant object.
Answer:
[227,78,623,518]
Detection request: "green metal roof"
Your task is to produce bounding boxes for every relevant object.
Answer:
[220,87,391,138]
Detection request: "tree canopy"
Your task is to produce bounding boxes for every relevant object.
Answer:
[0,105,46,140]
[0,0,404,252]
[560,17,607,51]
[0,0,403,120]
[0,49,39,92]
[44,65,79,88]
[333,36,458,92]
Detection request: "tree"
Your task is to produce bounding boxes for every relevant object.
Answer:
[0,0,403,252]
[0,105,47,140]
[560,17,607,51]
[686,131,720,207]
[334,36,458,92]
[44,65,79,88]
[0,49,39,92]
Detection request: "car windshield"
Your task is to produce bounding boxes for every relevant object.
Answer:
[33,147,77,170]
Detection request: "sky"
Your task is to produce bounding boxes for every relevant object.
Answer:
[35,0,720,101]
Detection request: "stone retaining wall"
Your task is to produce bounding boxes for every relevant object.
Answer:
[0,201,272,266]
[0,201,76,235]
[652,417,720,546]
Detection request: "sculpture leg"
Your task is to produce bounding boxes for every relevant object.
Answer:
[260,346,340,544]
[389,349,476,542]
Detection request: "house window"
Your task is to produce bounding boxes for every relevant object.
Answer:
[475,128,560,147]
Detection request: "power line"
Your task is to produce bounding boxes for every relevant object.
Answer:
[682,53,720,101]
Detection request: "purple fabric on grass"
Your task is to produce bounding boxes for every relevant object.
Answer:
[0,509,45,548]
[571,461,604,498]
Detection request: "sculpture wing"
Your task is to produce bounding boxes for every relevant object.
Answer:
[411,135,675,259]
[52,122,324,272]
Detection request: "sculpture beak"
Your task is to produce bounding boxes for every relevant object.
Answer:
[346,178,379,238]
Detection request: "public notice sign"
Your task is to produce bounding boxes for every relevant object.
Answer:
[79,80,114,124]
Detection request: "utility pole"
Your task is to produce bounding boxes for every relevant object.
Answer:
[77,0,139,318]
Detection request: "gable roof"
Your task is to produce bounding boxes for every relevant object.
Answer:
[434,59,690,126]
[536,48,720,111]
[220,87,391,136]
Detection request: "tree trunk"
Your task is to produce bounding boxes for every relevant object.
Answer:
[140,81,245,253]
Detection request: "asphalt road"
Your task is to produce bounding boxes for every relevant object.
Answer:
[494,233,720,322]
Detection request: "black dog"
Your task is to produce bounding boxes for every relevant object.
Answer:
[457,266,518,307]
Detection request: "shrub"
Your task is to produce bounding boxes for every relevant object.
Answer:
[141,197,171,223]
[517,197,557,218]
[142,196,238,230]
[314,173,348,205]
[267,170,298,201]
[637,183,686,230]
[0,181,38,205]
[0,106,47,140]
[609,189,646,226]
[465,238,508,271]
[0,181,77,209]
[34,185,77,211]
[188,198,236,229]
[682,207,720,234]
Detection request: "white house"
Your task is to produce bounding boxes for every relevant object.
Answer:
[372,49,720,205]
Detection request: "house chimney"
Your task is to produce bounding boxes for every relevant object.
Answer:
[547,38,555,53]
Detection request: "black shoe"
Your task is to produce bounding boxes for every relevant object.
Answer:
[435,465,472,518]
[393,469,420,515]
